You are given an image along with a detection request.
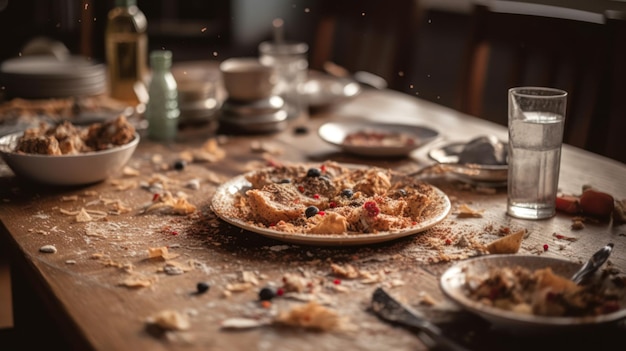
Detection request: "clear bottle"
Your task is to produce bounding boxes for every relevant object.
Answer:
[105,0,148,106]
[145,50,180,141]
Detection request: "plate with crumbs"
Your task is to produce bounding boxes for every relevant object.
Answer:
[440,254,626,334]
[318,120,439,157]
[210,162,451,246]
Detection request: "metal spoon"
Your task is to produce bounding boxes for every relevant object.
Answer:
[571,243,614,285]
[371,287,470,351]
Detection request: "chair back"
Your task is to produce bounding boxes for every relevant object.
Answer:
[310,0,421,91]
[457,1,609,150]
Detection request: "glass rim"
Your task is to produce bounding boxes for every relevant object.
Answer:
[509,86,567,98]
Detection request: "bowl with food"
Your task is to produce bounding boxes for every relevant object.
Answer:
[439,254,626,334]
[0,115,139,186]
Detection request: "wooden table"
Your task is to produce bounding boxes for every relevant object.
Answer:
[1,88,625,350]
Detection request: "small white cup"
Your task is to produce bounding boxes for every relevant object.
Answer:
[219,57,277,101]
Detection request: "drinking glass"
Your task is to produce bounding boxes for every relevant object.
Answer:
[507,87,567,219]
[258,41,309,120]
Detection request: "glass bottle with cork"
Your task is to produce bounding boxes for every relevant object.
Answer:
[105,0,148,106]
[145,50,180,142]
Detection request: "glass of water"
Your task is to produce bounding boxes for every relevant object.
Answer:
[507,87,567,219]
[258,40,309,121]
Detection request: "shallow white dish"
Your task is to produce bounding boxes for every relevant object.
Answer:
[211,172,451,246]
[318,120,439,157]
[428,141,508,183]
[0,132,139,186]
[303,71,361,108]
[440,254,626,334]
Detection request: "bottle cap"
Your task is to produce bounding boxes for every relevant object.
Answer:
[116,0,137,7]
[150,50,173,70]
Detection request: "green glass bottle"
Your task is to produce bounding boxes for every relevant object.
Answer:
[145,50,180,141]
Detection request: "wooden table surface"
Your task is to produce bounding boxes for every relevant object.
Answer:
[1,88,626,350]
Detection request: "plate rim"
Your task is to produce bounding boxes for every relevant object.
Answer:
[318,120,440,157]
[210,170,451,246]
[439,254,626,330]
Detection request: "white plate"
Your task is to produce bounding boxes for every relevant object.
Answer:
[428,141,508,183]
[440,254,626,334]
[211,172,451,246]
[303,71,361,108]
[318,120,439,157]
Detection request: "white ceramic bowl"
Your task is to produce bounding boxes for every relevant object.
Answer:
[440,254,626,334]
[219,57,277,101]
[0,131,139,186]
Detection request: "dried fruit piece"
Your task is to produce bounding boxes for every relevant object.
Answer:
[555,195,581,214]
[579,189,614,219]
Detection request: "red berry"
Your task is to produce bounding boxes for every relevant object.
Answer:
[333,279,341,285]
[543,244,549,251]
[363,201,380,217]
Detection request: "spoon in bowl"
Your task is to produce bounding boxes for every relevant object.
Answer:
[571,243,614,285]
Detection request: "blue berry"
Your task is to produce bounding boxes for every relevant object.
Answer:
[173,160,186,171]
[196,282,210,294]
[341,189,354,198]
[306,168,321,177]
[278,178,291,184]
[305,206,319,218]
[259,286,277,301]
[397,189,407,197]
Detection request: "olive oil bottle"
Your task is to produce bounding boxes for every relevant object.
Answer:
[105,0,148,105]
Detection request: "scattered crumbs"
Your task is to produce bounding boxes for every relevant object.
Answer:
[39,245,57,254]
[274,301,347,332]
[571,218,585,230]
[455,204,484,218]
[151,154,164,164]
[83,190,98,197]
[269,245,290,252]
[143,192,196,215]
[65,260,77,265]
[61,195,78,202]
[186,179,200,190]
[146,310,190,331]
[552,233,578,242]
[120,275,156,289]
[148,246,179,260]
[486,229,525,254]
[122,166,140,176]
[221,318,267,330]
[417,291,438,306]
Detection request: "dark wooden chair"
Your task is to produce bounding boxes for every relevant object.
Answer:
[309,0,422,91]
[593,10,626,163]
[457,1,609,150]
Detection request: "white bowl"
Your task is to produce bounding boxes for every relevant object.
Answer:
[440,254,626,334]
[0,131,139,186]
[219,57,277,101]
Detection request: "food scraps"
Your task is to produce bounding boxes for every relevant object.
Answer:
[216,161,442,235]
[274,301,345,331]
[465,265,626,317]
[455,204,484,218]
[556,186,624,223]
[146,310,190,331]
[486,229,525,254]
[143,191,196,215]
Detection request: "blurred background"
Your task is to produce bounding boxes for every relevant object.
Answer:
[0,0,625,157]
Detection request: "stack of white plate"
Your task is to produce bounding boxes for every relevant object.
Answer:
[0,55,107,99]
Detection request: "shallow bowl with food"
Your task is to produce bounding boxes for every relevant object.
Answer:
[440,254,626,334]
[0,131,139,186]
[318,120,439,157]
